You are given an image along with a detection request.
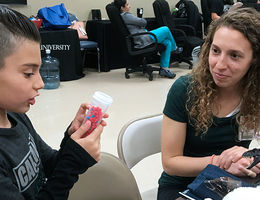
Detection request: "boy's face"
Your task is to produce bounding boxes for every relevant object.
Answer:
[0,39,44,113]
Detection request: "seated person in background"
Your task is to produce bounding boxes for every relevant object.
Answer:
[209,0,225,20]
[114,0,179,79]
[210,0,243,21]
[242,0,260,11]
[0,6,108,199]
[157,7,260,200]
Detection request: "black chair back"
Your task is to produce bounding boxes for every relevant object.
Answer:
[183,0,203,38]
[106,3,129,41]
[200,0,211,35]
[153,0,204,67]
[153,0,174,28]
[106,3,132,60]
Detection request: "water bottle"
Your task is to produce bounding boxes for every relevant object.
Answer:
[40,49,60,89]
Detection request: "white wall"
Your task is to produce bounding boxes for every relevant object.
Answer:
[6,0,201,20]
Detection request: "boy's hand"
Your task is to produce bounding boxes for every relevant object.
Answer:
[70,120,103,161]
[68,103,108,135]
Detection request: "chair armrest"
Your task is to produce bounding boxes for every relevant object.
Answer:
[174,24,196,36]
[125,32,159,56]
[169,27,187,39]
[129,31,158,43]
[171,17,188,26]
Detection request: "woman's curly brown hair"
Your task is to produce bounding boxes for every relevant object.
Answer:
[186,7,260,136]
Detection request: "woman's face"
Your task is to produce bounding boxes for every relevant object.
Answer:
[208,26,253,90]
[121,1,131,12]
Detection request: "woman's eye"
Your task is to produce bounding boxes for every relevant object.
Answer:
[211,47,219,54]
[231,53,239,60]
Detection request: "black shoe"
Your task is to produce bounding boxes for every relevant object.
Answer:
[159,68,176,79]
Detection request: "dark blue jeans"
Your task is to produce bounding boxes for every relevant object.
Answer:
[157,184,186,200]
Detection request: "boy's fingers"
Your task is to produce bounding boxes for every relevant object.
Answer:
[71,120,91,139]
[88,124,103,139]
[100,120,107,126]
[103,113,109,118]
[74,103,90,119]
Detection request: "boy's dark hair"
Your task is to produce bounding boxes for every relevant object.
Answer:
[0,6,41,68]
[114,0,127,11]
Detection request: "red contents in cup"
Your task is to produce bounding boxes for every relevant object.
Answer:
[84,106,103,136]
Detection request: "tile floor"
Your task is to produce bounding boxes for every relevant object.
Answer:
[27,63,259,194]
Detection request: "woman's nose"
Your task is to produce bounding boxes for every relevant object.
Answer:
[215,54,227,70]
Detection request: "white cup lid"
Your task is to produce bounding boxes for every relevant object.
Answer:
[93,91,113,106]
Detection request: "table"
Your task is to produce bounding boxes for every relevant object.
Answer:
[86,18,160,72]
[40,28,84,81]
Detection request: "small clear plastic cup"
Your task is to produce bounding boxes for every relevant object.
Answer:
[84,91,113,136]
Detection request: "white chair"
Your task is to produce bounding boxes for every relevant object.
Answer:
[68,152,142,200]
[117,114,163,200]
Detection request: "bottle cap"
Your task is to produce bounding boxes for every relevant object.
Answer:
[92,91,113,112]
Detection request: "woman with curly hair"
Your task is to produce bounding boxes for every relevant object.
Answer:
[158,7,260,200]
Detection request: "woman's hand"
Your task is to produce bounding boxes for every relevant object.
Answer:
[225,157,259,178]
[68,103,108,135]
[250,162,260,177]
[216,146,248,170]
[70,120,104,161]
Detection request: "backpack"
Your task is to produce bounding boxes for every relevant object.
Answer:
[37,3,71,30]
[175,0,188,18]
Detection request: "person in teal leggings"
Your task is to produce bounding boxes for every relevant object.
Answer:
[114,0,179,79]
[150,26,177,69]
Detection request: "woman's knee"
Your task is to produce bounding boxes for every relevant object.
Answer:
[160,26,170,32]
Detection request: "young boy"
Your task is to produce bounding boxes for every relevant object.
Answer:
[0,6,107,199]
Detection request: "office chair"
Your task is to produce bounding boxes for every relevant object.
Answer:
[68,152,142,200]
[180,0,203,38]
[200,0,212,35]
[117,114,163,200]
[68,13,101,72]
[106,3,165,81]
[80,40,101,72]
[153,0,203,69]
